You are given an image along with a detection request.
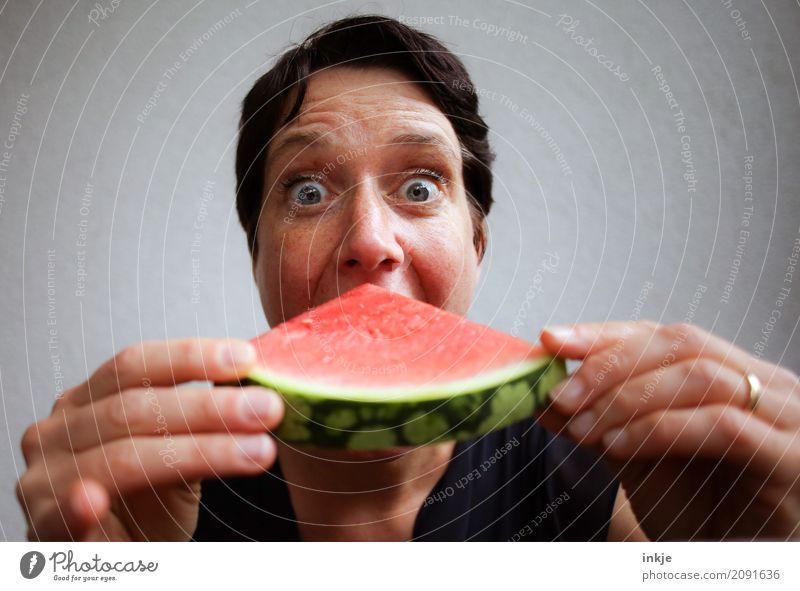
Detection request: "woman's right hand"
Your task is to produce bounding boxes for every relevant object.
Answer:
[15,339,283,541]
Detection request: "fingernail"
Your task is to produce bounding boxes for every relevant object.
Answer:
[237,435,272,463]
[602,427,628,451]
[544,325,575,341]
[549,376,585,408]
[568,410,596,438]
[239,390,279,426]
[218,341,255,370]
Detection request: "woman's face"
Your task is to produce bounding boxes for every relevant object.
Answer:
[253,66,481,325]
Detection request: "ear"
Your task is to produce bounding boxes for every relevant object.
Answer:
[473,216,488,264]
[249,236,261,283]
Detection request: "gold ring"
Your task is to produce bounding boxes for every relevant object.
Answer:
[745,372,763,412]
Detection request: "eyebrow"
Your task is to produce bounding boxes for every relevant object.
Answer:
[268,129,460,165]
[269,129,332,162]
[381,132,460,162]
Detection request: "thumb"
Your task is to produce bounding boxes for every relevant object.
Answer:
[31,478,109,541]
[69,479,111,541]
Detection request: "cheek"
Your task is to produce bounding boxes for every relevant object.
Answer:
[255,221,337,325]
[406,214,479,315]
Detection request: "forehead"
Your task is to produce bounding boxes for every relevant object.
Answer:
[268,66,461,163]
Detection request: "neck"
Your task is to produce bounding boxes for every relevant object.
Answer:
[278,441,455,491]
[276,441,456,540]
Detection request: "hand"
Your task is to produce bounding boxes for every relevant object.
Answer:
[536,321,800,540]
[16,339,284,541]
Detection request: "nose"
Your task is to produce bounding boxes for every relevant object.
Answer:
[337,180,405,273]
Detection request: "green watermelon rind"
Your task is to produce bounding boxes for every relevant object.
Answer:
[244,355,566,450]
[246,355,550,402]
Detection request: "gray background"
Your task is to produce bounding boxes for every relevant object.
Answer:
[1,0,798,540]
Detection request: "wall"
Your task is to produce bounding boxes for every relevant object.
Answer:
[1,0,798,540]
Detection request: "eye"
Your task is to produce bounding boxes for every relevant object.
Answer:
[399,169,447,203]
[281,175,328,206]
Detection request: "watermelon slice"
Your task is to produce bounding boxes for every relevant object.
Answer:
[244,284,565,449]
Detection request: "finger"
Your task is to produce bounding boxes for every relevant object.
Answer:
[533,404,607,458]
[35,433,277,496]
[540,321,658,360]
[65,338,257,407]
[27,479,109,541]
[545,322,764,413]
[600,404,800,479]
[565,359,750,444]
[40,386,283,454]
[543,321,760,369]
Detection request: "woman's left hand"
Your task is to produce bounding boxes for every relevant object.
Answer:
[536,321,800,540]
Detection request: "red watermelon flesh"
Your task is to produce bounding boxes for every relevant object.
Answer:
[246,283,565,449]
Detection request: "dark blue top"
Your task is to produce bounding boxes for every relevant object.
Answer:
[192,417,619,541]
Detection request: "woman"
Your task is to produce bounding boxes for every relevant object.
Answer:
[16,15,800,541]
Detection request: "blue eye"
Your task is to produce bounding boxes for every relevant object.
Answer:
[399,170,446,203]
[282,177,328,205]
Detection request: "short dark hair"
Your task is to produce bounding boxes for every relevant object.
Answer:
[235,14,495,259]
